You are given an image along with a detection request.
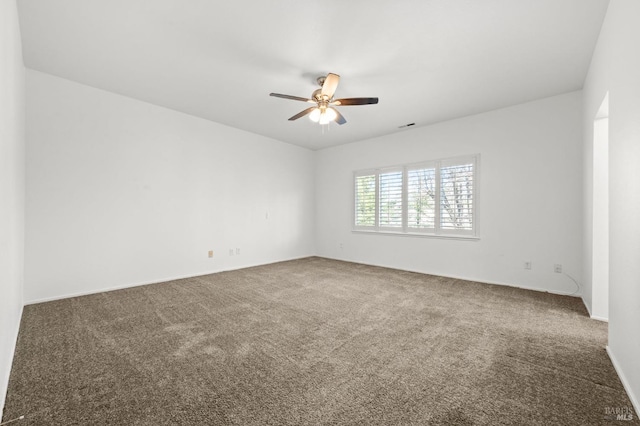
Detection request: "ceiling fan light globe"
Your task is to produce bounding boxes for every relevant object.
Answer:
[319,108,336,125]
[309,108,321,122]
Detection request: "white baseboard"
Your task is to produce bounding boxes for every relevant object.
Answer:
[318,256,582,299]
[25,254,315,305]
[582,296,593,316]
[1,303,23,416]
[580,296,608,322]
[606,346,640,417]
[590,314,609,322]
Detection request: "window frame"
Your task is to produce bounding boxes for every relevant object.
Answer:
[352,155,479,239]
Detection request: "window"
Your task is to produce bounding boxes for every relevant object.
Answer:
[378,169,403,229]
[353,155,478,237]
[354,173,376,228]
[439,161,474,232]
[407,166,436,230]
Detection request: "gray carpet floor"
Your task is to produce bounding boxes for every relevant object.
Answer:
[3,257,637,425]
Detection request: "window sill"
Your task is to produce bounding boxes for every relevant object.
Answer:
[351,229,480,241]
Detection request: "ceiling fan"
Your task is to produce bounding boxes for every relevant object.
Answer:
[270,73,378,125]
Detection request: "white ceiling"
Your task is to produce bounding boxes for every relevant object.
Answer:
[17,0,609,150]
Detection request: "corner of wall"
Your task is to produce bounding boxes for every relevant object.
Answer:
[0,0,26,416]
[606,346,640,418]
[0,305,23,415]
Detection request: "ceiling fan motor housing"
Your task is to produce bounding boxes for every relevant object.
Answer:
[312,89,329,103]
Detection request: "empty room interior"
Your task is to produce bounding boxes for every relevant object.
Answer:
[2,0,640,424]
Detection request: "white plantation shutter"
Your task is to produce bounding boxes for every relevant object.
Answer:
[440,160,474,233]
[407,165,436,230]
[354,173,376,228]
[379,170,403,228]
[353,155,477,237]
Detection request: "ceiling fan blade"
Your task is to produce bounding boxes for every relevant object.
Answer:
[288,107,317,121]
[333,97,379,106]
[321,73,340,98]
[270,93,315,103]
[333,108,347,125]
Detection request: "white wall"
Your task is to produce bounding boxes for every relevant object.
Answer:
[583,0,640,413]
[0,0,25,414]
[316,92,583,295]
[591,114,609,321]
[25,70,315,303]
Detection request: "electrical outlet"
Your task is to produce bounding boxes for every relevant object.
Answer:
[229,249,234,256]
[554,264,562,273]
[339,242,344,249]
[524,261,532,270]
[208,250,213,258]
